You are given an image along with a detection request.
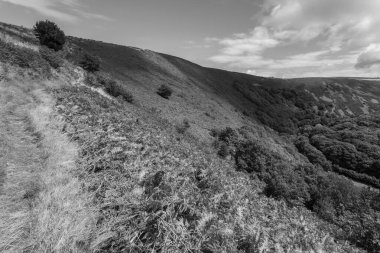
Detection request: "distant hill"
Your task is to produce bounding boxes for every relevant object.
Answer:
[69,37,380,133]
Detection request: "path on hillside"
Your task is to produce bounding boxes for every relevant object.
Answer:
[0,80,46,251]
[73,68,113,100]
[0,77,95,252]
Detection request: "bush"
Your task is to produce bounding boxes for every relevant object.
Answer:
[103,79,133,103]
[217,142,230,158]
[33,20,66,51]
[79,53,100,72]
[40,46,63,69]
[234,140,278,173]
[209,128,219,137]
[264,164,311,206]
[176,119,190,134]
[157,84,172,99]
[218,127,238,145]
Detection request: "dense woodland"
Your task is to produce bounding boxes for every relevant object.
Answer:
[210,83,380,252]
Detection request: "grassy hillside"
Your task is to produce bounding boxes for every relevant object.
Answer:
[69,36,380,124]
[67,35,380,188]
[0,21,379,252]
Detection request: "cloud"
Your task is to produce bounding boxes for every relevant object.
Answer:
[79,12,113,21]
[209,0,380,77]
[218,27,279,56]
[2,0,77,22]
[1,0,111,22]
[355,44,380,69]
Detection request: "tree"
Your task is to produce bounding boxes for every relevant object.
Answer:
[33,20,66,51]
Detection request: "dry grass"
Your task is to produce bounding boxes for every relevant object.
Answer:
[26,89,96,252]
[52,84,364,253]
[0,22,39,52]
[0,79,42,252]
[0,32,39,51]
[0,69,96,252]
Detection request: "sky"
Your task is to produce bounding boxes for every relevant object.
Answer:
[1,0,380,78]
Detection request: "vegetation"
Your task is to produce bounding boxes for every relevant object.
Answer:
[48,85,364,252]
[85,73,134,102]
[297,116,380,188]
[104,80,133,102]
[33,20,66,51]
[1,20,379,252]
[176,119,190,134]
[0,39,50,76]
[79,53,100,72]
[157,84,173,99]
[40,46,64,69]
[207,125,380,252]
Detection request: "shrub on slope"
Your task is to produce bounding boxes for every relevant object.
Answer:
[33,20,66,51]
[86,73,134,102]
[40,46,64,69]
[157,84,173,99]
[79,53,100,72]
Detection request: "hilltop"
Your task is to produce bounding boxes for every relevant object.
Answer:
[0,21,379,252]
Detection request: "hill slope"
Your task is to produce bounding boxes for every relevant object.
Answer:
[69,35,380,187]
[0,21,379,252]
[70,37,380,129]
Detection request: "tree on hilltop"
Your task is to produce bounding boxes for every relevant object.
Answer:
[33,20,66,51]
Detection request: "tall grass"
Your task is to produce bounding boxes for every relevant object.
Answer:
[52,85,363,253]
[0,71,96,252]
[0,80,42,252]
[26,89,96,252]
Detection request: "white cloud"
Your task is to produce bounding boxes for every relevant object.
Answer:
[1,0,111,22]
[219,27,279,55]
[209,0,380,77]
[355,44,380,69]
[2,0,77,22]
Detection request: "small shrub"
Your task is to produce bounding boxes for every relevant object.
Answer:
[263,164,311,206]
[40,46,63,69]
[157,84,172,99]
[234,140,279,173]
[84,73,99,87]
[33,20,66,51]
[176,119,190,134]
[218,127,238,145]
[79,53,100,72]
[104,79,133,103]
[119,92,134,103]
[209,128,219,137]
[217,142,230,158]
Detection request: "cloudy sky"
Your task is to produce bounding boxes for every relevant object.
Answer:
[1,0,380,78]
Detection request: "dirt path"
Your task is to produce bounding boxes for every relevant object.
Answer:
[0,80,45,251]
[0,78,95,252]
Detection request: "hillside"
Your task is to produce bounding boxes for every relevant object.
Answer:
[68,35,380,188]
[70,37,380,129]
[0,21,379,252]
